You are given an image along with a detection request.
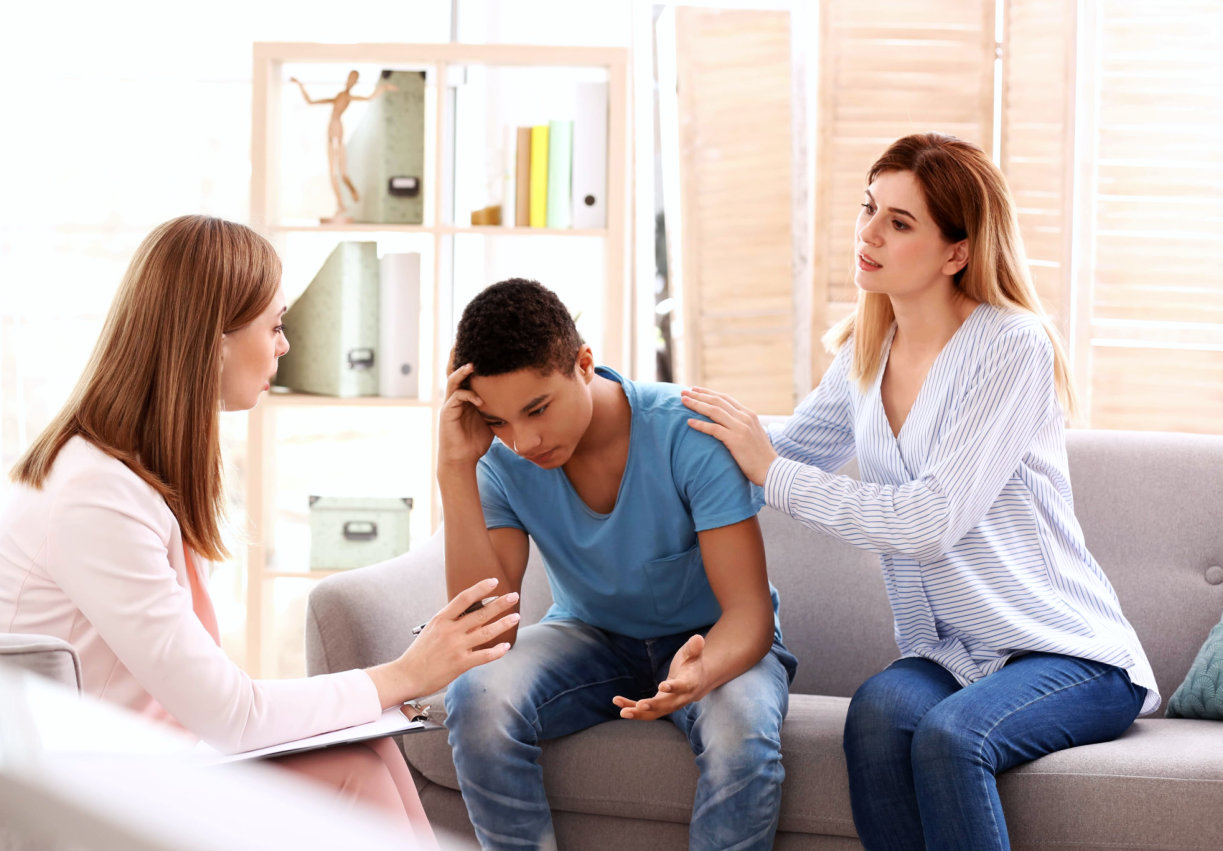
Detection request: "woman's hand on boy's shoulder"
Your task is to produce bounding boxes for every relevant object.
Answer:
[681,387,777,486]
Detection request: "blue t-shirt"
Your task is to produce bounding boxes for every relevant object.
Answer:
[476,367,775,640]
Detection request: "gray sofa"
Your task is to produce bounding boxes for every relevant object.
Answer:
[306,429,1223,850]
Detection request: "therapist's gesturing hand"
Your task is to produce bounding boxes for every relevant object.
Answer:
[612,634,707,721]
[681,387,777,486]
[368,577,519,707]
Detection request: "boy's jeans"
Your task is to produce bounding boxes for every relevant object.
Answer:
[445,618,796,851]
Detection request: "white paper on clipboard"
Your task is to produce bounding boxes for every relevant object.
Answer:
[200,703,440,764]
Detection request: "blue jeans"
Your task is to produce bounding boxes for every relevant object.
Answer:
[843,652,1146,851]
[445,619,797,851]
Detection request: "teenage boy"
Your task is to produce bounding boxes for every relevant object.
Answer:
[438,279,796,851]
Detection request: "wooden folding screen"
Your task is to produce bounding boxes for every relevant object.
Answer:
[998,0,1076,336]
[671,6,796,414]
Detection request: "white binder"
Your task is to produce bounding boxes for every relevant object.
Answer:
[571,81,608,229]
[377,252,421,398]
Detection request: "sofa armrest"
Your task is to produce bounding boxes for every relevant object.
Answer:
[305,525,555,681]
[305,528,449,677]
[0,633,81,692]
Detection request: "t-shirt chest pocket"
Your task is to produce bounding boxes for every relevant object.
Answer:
[642,544,706,620]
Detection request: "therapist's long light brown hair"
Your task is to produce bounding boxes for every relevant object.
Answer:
[824,132,1077,418]
[10,215,281,560]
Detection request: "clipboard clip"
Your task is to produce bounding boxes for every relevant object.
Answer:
[402,701,431,723]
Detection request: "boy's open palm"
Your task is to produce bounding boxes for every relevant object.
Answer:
[439,362,494,468]
[613,634,707,721]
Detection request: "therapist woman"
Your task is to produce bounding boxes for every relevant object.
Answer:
[0,214,519,846]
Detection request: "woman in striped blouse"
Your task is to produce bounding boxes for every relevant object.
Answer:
[682,132,1157,851]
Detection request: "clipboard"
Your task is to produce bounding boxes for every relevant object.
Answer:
[200,702,443,764]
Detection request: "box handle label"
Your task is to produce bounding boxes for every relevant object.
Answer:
[347,348,375,370]
[343,521,378,541]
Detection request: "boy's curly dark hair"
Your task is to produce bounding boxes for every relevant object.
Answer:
[453,278,582,378]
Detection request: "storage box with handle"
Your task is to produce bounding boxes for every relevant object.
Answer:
[308,496,413,570]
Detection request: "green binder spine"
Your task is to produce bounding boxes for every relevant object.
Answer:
[545,119,573,229]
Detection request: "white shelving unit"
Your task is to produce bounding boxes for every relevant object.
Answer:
[245,42,630,676]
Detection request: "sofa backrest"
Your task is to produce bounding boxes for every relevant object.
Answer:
[1061,429,1223,702]
[309,428,1222,705]
[765,428,1223,700]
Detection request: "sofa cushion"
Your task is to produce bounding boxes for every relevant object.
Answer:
[1002,717,1223,850]
[404,701,1223,849]
[403,693,860,837]
[1165,612,1223,720]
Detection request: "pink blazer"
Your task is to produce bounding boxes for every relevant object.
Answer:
[0,436,381,754]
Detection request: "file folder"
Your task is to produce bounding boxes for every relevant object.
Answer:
[274,242,380,398]
[347,70,426,225]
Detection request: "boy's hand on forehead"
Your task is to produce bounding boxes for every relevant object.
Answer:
[446,347,474,391]
[438,362,495,470]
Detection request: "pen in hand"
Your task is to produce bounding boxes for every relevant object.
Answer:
[411,596,499,635]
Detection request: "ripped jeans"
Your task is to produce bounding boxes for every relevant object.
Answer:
[444,618,796,850]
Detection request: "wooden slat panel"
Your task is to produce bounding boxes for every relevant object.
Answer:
[1090,346,1223,433]
[1090,0,1223,435]
[701,336,795,415]
[675,7,794,413]
[997,0,1223,433]
[1096,131,1222,162]
[1000,0,1073,350]
[830,0,985,24]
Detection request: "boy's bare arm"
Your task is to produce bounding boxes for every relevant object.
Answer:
[440,472,528,645]
[438,363,530,644]
[614,516,774,720]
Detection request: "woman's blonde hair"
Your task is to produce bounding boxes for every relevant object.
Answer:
[10,215,281,560]
[823,132,1077,416]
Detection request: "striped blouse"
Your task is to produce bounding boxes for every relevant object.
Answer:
[764,303,1159,713]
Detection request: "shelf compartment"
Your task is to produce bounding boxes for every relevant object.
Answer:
[262,392,433,408]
